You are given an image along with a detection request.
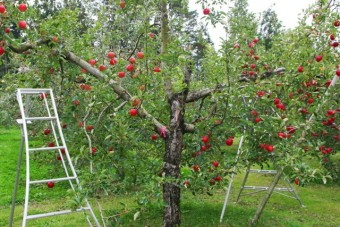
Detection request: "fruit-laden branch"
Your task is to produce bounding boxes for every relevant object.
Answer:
[238,67,286,82]
[7,38,195,134]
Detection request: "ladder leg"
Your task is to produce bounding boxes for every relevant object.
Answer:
[285,179,304,207]
[9,134,25,227]
[235,165,251,203]
[22,141,31,227]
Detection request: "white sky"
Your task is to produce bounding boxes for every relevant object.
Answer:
[188,0,313,48]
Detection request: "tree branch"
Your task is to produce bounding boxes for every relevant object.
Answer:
[238,67,286,82]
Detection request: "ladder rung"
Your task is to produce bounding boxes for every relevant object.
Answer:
[29,146,65,151]
[30,176,77,184]
[18,89,52,94]
[243,186,293,191]
[24,117,57,121]
[248,169,277,174]
[26,207,91,220]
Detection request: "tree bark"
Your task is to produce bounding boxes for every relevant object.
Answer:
[250,167,284,226]
[163,96,185,227]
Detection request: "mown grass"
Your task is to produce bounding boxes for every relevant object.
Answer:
[0,127,339,226]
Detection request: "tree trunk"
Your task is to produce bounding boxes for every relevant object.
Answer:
[163,97,185,227]
[250,167,284,226]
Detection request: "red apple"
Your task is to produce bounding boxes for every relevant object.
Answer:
[118,71,125,78]
[274,98,281,105]
[250,63,256,69]
[315,55,322,62]
[201,145,207,151]
[193,165,200,172]
[234,43,240,48]
[212,161,219,168]
[249,71,255,76]
[251,110,258,116]
[265,145,274,152]
[91,147,97,155]
[43,128,51,135]
[47,181,54,188]
[297,65,304,73]
[332,41,339,47]
[48,142,55,147]
[57,156,62,160]
[294,178,299,185]
[149,33,155,38]
[215,176,222,182]
[5,27,10,33]
[84,84,91,91]
[286,125,296,134]
[131,98,140,106]
[0,5,6,13]
[18,21,27,29]
[307,98,314,104]
[88,59,96,66]
[107,52,115,59]
[225,137,233,146]
[202,136,209,144]
[73,100,80,106]
[18,3,27,12]
[254,55,259,60]
[334,20,340,27]
[154,66,161,73]
[86,125,94,131]
[129,57,136,64]
[52,36,58,43]
[81,68,86,73]
[257,91,265,97]
[330,34,335,40]
[110,58,117,65]
[183,180,190,186]
[126,64,134,72]
[151,134,157,140]
[137,51,144,59]
[40,93,48,99]
[99,65,106,71]
[130,108,138,116]
[254,117,261,124]
[60,148,66,154]
[203,8,210,15]
[253,37,259,43]
[0,46,4,56]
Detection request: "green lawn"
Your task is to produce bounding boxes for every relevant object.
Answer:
[1,127,340,226]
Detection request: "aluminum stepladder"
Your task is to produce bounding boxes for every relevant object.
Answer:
[9,88,101,227]
[219,96,304,223]
[234,166,304,207]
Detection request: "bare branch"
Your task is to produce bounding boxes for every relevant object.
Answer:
[185,88,214,103]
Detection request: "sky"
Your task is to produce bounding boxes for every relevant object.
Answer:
[188,0,313,48]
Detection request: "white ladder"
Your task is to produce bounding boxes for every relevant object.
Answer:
[9,88,101,227]
[235,166,304,206]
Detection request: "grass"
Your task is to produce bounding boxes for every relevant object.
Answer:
[1,127,340,226]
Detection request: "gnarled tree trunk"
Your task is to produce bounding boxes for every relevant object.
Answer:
[163,96,185,227]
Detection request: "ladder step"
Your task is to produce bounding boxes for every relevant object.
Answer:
[243,186,293,191]
[18,88,52,94]
[248,169,277,174]
[29,146,65,152]
[30,176,77,184]
[24,117,57,121]
[26,207,91,220]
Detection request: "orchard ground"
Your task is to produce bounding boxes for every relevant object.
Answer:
[1,127,339,226]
